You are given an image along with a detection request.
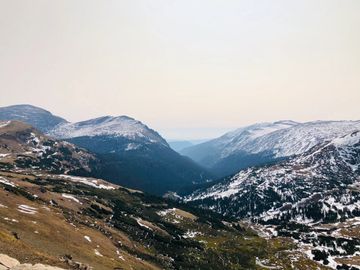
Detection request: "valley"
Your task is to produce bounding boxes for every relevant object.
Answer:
[0,105,359,269]
[1,1,358,269]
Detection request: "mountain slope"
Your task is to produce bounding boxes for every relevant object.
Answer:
[0,105,68,132]
[0,125,329,269]
[0,120,98,175]
[49,116,168,147]
[0,169,326,269]
[49,116,212,195]
[181,120,360,177]
[186,131,360,269]
[0,105,213,195]
[186,130,360,218]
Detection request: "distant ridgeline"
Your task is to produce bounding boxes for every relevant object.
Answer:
[181,120,360,177]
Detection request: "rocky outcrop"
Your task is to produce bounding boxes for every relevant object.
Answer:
[0,254,65,270]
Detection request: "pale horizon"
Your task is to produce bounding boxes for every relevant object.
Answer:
[0,0,359,139]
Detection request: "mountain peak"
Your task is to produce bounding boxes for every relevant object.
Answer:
[2,104,48,111]
[273,120,299,126]
[0,104,68,132]
[49,115,169,147]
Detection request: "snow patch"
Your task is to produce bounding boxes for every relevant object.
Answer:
[84,236,92,242]
[0,177,16,187]
[94,249,103,257]
[136,218,152,230]
[62,194,82,204]
[183,230,203,239]
[0,121,11,128]
[59,175,115,190]
[18,205,38,215]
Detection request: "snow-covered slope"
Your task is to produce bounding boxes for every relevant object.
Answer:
[186,130,360,220]
[186,130,360,269]
[244,120,360,158]
[181,120,360,177]
[0,104,68,132]
[49,116,169,147]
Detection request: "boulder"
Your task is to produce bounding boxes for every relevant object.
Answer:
[0,254,20,268]
[0,254,66,270]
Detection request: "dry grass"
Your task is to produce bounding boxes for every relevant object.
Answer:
[0,185,160,270]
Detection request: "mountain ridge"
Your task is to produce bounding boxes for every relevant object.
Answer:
[185,130,360,268]
[48,115,169,148]
[0,104,68,132]
[181,120,360,177]
[0,105,212,195]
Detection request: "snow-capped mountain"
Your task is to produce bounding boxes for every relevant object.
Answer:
[181,120,360,177]
[0,105,213,195]
[186,130,360,221]
[186,130,360,269]
[47,115,212,195]
[0,104,68,132]
[244,120,360,157]
[49,115,169,147]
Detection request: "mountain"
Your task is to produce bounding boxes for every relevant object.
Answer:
[48,116,212,195]
[186,130,360,219]
[0,158,324,269]
[0,105,213,195]
[168,140,194,152]
[0,120,98,175]
[49,115,168,146]
[0,104,68,132]
[186,131,360,269]
[181,120,360,177]
[0,110,356,269]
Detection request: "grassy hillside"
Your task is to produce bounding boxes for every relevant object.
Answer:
[0,170,328,270]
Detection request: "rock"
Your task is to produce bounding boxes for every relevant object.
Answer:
[11,232,20,240]
[0,254,66,270]
[0,254,20,268]
[12,264,65,269]
[60,255,91,270]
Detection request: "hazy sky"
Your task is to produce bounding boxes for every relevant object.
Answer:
[0,0,359,139]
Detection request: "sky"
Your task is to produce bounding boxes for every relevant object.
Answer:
[0,0,359,140]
